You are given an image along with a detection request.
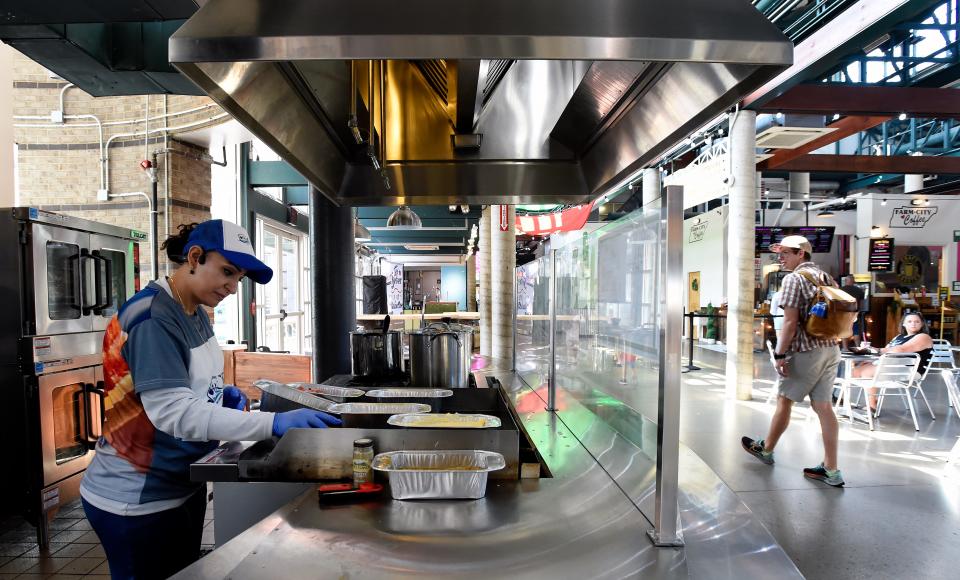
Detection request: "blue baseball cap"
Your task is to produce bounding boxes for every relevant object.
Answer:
[185,220,273,284]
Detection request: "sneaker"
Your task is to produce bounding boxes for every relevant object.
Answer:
[741,436,774,465]
[803,463,845,487]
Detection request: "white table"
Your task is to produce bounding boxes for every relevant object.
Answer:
[836,352,880,425]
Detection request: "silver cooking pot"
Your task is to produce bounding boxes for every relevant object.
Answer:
[350,328,403,378]
[407,322,474,389]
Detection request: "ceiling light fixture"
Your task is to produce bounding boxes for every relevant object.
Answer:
[403,244,439,251]
[898,112,908,121]
[832,113,840,121]
[817,210,834,218]
[386,205,422,228]
[353,216,371,242]
[910,198,929,206]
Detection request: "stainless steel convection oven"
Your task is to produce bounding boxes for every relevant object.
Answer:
[0,208,141,545]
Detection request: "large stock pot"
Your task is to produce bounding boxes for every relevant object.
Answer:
[407,322,474,389]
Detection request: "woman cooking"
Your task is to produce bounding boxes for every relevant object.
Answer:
[850,311,934,413]
[80,219,340,579]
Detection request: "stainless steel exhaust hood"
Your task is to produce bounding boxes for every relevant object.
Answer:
[170,0,791,206]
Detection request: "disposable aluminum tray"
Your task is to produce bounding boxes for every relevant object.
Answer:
[366,389,453,399]
[254,380,335,412]
[371,450,506,500]
[327,402,431,415]
[288,382,364,403]
[387,413,501,429]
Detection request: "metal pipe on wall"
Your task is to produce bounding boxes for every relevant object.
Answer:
[309,187,355,382]
[649,185,684,547]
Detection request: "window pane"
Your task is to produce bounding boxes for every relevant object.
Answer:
[52,383,86,463]
[261,231,279,315]
[46,242,81,320]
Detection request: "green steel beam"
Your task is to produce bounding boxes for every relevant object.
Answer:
[285,186,310,205]
[248,160,308,187]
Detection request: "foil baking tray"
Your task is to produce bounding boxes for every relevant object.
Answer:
[387,413,501,429]
[253,380,335,412]
[327,402,431,415]
[288,382,364,403]
[366,389,453,399]
[371,450,506,500]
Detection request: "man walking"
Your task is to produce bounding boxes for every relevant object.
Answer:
[742,235,844,487]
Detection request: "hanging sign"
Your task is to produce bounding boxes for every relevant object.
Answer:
[499,205,509,232]
[688,222,708,243]
[889,206,938,228]
[867,238,894,272]
[515,202,595,236]
[939,286,950,303]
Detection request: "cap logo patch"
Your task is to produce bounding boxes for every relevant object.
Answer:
[237,233,249,244]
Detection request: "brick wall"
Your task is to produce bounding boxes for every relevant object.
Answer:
[11,51,228,287]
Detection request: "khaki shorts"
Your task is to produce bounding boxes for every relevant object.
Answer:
[779,346,841,403]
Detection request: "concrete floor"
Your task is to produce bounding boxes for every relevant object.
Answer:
[681,346,960,580]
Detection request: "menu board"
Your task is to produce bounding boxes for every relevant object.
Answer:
[755,227,835,254]
[868,238,895,272]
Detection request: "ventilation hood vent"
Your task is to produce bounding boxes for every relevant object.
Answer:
[170,0,792,206]
[756,126,837,149]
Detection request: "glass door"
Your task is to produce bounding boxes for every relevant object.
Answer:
[39,368,96,486]
[256,220,306,353]
[31,225,91,335]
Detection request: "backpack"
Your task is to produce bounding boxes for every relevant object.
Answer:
[796,269,858,340]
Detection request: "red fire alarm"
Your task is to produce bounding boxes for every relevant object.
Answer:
[140,159,153,170]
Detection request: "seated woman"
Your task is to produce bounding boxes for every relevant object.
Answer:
[850,312,933,413]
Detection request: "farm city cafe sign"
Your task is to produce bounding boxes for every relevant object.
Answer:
[890,205,939,228]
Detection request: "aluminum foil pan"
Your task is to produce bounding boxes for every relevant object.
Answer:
[366,388,453,399]
[253,380,335,412]
[287,382,364,403]
[371,450,506,500]
[387,413,501,429]
[327,402,431,415]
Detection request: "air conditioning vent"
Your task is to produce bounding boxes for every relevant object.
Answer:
[755,126,836,149]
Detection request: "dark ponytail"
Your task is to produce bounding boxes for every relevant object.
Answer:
[160,223,201,265]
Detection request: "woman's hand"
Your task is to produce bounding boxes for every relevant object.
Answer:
[222,386,247,411]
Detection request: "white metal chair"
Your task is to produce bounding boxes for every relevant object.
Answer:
[941,369,960,420]
[764,340,782,404]
[838,353,921,431]
[920,339,957,383]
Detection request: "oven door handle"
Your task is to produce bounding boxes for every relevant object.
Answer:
[84,381,105,450]
[69,252,84,313]
[89,251,113,314]
[79,250,98,315]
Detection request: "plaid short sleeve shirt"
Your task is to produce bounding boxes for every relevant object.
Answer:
[778,262,838,353]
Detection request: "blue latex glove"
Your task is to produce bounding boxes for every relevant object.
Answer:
[272,409,342,437]
[222,386,247,411]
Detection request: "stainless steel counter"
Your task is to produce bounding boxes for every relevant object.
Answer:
[175,362,800,579]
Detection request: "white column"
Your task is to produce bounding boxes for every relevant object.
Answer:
[904,174,924,193]
[643,167,661,207]
[725,110,757,401]
[788,172,810,210]
[479,207,492,356]
[0,45,14,206]
[491,205,516,361]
